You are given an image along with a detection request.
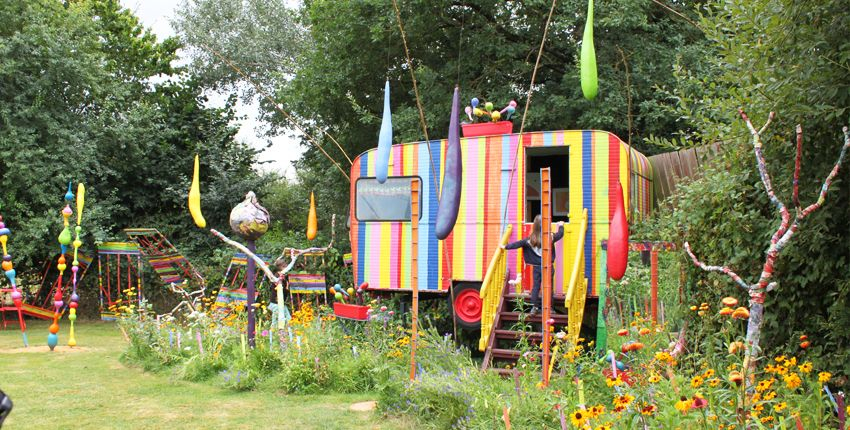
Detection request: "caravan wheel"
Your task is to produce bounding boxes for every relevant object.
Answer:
[452,283,482,329]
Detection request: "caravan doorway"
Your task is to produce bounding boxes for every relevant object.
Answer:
[525,146,570,223]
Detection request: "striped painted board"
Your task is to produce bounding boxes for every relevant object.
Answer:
[124,228,203,286]
[21,303,55,320]
[148,255,188,285]
[215,286,254,307]
[288,272,326,294]
[97,242,141,255]
[228,252,271,267]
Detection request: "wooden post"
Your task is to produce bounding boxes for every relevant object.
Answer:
[650,248,658,325]
[409,180,420,381]
[137,253,143,304]
[540,168,552,386]
[246,240,257,348]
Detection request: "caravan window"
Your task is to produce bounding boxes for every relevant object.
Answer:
[355,177,422,222]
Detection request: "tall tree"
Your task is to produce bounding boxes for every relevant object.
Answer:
[174,0,309,99]
[645,0,850,377]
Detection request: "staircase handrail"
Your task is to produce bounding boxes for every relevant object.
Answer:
[564,209,589,344]
[478,225,513,351]
[480,225,513,298]
[564,209,588,306]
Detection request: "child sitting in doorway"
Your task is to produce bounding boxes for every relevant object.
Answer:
[502,215,564,315]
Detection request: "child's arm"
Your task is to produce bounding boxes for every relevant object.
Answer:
[552,222,565,242]
[503,238,526,250]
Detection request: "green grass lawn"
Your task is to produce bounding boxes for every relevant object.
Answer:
[0,320,412,429]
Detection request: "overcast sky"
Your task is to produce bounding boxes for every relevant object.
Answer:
[120,0,305,179]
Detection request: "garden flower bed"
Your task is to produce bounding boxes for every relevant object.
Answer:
[119,296,846,429]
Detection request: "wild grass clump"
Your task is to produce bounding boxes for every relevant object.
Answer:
[120,300,406,395]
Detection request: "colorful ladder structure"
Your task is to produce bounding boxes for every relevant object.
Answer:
[2,251,92,326]
[215,252,269,311]
[31,252,92,319]
[1,295,56,326]
[97,242,143,320]
[124,228,204,287]
[0,290,24,329]
[0,212,28,345]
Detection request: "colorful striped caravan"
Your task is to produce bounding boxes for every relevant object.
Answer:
[349,130,652,298]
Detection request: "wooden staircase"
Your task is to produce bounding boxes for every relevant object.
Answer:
[477,208,589,375]
[481,290,571,373]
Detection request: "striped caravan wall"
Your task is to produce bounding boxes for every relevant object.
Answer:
[350,130,652,297]
[629,149,654,220]
[351,134,523,293]
[561,131,651,296]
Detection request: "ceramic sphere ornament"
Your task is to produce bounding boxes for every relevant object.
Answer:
[229,191,270,241]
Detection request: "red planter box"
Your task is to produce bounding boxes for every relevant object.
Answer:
[333,302,370,320]
[461,121,513,138]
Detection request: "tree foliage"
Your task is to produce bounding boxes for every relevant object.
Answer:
[0,0,265,280]
[174,0,309,98]
[176,0,709,249]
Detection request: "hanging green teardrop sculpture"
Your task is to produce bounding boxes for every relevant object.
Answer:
[580,0,598,100]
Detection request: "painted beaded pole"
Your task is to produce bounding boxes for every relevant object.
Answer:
[68,184,85,347]
[228,192,270,348]
[48,183,74,351]
[685,110,850,380]
[0,211,29,346]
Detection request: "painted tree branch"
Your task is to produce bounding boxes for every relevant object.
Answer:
[686,110,850,378]
[211,229,282,284]
[212,228,315,330]
[159,281,207,318]
[740,110,792,246]
[683,242,749,290]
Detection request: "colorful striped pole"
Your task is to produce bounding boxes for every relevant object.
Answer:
[49,184,74,350]
[0,213,28,346]
[409,180,420,381]
[245,240,257,348]
[68,184,85,347]
[650,249,658,325]
[540,167,552,386]
[97,247,104,318]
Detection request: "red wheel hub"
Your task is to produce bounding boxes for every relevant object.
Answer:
[454,289,482,323]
